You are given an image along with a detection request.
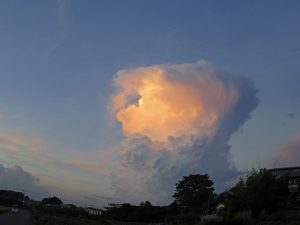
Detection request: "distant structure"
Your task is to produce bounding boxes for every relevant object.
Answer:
[269,167,300,192]
[86,207,102,216]
[269,166,300,206]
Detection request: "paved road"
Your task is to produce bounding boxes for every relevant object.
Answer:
[0,209,31,225]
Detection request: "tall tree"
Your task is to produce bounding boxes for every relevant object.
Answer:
[173,174,214,212]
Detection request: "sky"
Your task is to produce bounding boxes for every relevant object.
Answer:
[0,0,300,207]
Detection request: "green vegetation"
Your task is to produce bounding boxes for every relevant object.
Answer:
[173,174,215,214]
[0,205,10,213]
[195,169,297,225]
[31,205,109,225]
[102,202,178,223]
[41,196,63,205]
[2,168,299,225]
[0,190,26,206]
[225,169,290,217]
[102,169,300,225]
[195,210,300,225]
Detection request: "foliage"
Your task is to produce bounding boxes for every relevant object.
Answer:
[140,201,152,207]
[0,190,26,206]
[198,218,222,225]
[227,169,290,217]
[0,169,296,225]
[31,205,109,225]
[231,211,253,225]
[103,201,177,222]
[195,210,300,225]
[165,213,201,225]
[0,205,11,213]
[173,174,214,213]
[41,196,63,205]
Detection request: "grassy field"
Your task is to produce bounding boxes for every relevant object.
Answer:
[32,214,108,225]
[31,208,110,225]
[0,206,10,213]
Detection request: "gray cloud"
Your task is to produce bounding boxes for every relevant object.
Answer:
[0,164,48,200]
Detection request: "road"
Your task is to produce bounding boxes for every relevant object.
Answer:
[0,209,31,225]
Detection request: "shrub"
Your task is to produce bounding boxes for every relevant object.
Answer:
[199,216,222,225]
[231,211,254,225]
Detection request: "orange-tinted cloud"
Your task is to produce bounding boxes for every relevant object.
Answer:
[66,160,110,176]
[110,60,259,204]
[0,130,110,177]
[0,131,46,153]
[111,61,239,143]
[273,135,300,167]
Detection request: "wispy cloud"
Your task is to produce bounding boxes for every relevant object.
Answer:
[0,131,46,154]
[0,128,110,177]
[64,160,111,176]
[0,128,112,205]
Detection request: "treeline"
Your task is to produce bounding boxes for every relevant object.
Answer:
[102,202,178,222]
[3,168,300,225]
[0,190,29,206]
[31,197,108,225]
[103,169,300,225]
[218,168,291,217]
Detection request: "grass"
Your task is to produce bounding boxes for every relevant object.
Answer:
[0,205,11,213]
[31,208,110,225]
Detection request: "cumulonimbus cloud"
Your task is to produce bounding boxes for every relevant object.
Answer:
[110,60,259,204]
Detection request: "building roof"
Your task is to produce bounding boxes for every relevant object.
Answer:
[268,167,300,178]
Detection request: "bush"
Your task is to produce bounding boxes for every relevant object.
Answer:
[285,210,300,221]
[285,222,300,225]
[0,206,10,213]
[224,211,254,225]
[259,209,300,223]
[165,213,200,225]
[227,169,289,217]
[31,207,110,225]
[199,216,222,225]
[259,210,286,222]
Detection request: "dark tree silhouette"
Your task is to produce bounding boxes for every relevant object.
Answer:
[173,174,214,212]
[41,196,63,205]
[228,169,289,217]
[140,201,152,207]
[0,190,26,205]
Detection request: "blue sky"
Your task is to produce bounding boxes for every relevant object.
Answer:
[0,0,300,206]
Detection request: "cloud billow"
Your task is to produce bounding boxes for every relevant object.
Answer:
[0,164,47,199]
[110,60,259,205]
